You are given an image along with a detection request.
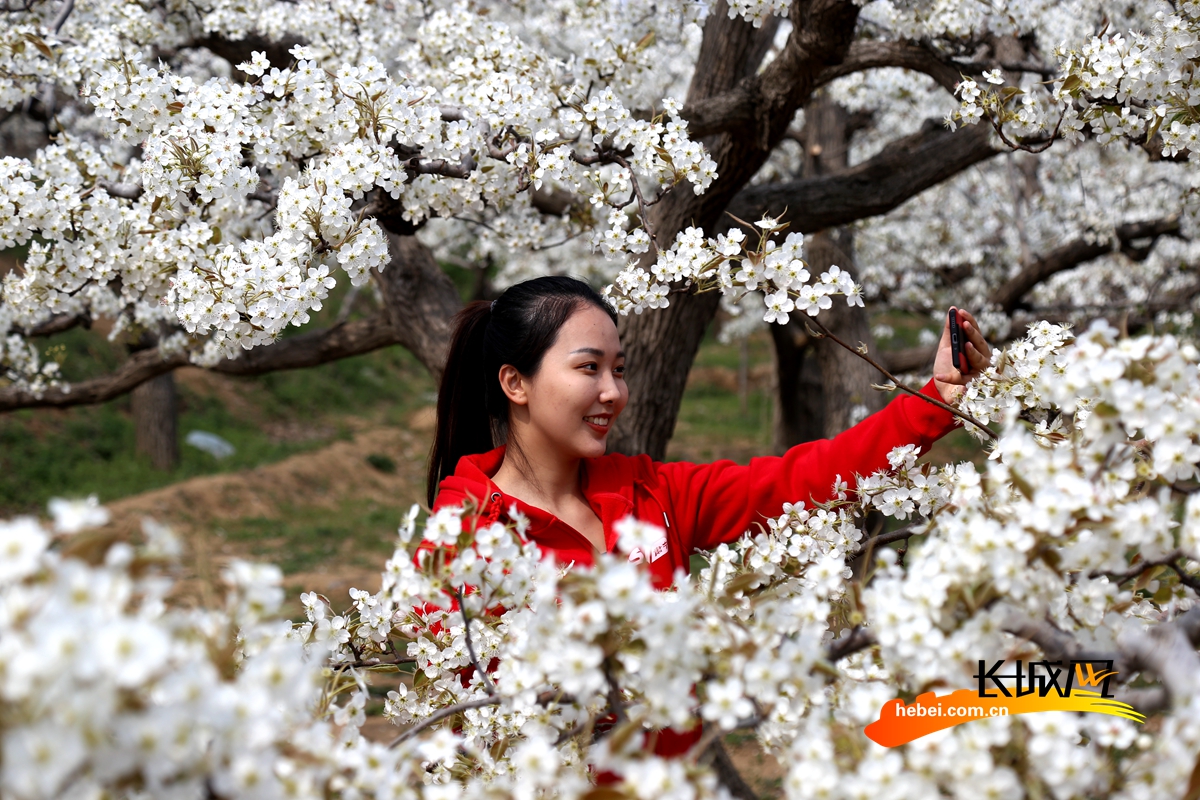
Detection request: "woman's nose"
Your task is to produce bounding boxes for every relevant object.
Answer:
[598,371,620,403]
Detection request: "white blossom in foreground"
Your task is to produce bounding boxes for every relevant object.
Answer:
[5,321,1200,799]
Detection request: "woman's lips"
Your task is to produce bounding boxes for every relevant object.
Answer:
[584,415,610,432]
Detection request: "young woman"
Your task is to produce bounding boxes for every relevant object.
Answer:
[423,275,991,755]
[428,275,990,587]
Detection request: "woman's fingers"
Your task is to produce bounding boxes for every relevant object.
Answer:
[933,369,968,385]
[933,307,995,400]
[958,310,992,363]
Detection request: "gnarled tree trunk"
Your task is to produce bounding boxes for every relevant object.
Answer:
[808,230,885,437]
[771,92,884,447]
[132,371,179,470]
[375,233,464,385]
[611,0,863,459]
[770,319,824,453]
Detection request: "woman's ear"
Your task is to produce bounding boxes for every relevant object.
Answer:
[497,364,529,406]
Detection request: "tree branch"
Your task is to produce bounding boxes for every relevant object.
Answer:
[827,626,877,662]
[455,587,497,697]
[387,695,500,748]
[849,522,922,567]
[1117,608,1200,706]
[1,234,462,412]
[1090,551,1200,595]
[813,40,965,94]
[1003,606,1200,709]
[99,181,141,200]
[191,34,305,74]
[701,739,759,800]
[49,0,73,35]
[0,313,398,411]
[373,233,461,383]
[0,347,188,410]
[991,216,1183,313]
[726,120,999,233]
[17,312,89,337]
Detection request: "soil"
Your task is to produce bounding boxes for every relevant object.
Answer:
[97,408,435,603]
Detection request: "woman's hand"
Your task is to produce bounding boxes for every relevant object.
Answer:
[932,308,992,402]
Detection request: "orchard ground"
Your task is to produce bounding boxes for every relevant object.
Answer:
[5,293,979,797]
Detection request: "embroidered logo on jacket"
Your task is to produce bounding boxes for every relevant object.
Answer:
[627,537,669,564]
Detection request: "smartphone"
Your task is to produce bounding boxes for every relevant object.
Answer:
[948,307,970,375]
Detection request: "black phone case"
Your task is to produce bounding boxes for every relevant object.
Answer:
[948,307,969,374]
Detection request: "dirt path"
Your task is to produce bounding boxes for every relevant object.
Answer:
[99,409,436,604]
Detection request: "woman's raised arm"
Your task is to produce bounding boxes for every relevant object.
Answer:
[657,307,992,552]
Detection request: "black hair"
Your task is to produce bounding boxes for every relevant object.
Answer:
[426,276,619,506]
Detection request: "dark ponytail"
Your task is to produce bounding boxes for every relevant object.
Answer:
[426,276,618,506]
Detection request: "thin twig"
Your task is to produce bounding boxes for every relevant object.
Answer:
[806,316,998,439]
[455,587,497,696]
[849,522,921,566]
[554,713,599,746]
[602,660,627,723]
[1090,551,1200,595]
[607,153,658,254]
[827,627,877,662]
[331,655,418,672]
[50,0,73,34]
[388,695,500,748]
[685,715,761,765]
[988,104,1065,155]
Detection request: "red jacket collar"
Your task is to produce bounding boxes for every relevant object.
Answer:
[433,446,637,560]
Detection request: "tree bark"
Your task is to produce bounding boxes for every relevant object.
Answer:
[611,0,863,459]
[991,216,1181,313]
[808,233,885,437]
[768,94,886,447]
[374,233,463,384]
[131,371,179,470]
[727,120,999,233]
[770,320,824,453]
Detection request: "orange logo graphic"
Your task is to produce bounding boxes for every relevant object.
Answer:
[865,659,1143,747]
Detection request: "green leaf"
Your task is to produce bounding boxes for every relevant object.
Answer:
[1153,583,1173,604]
[1144,112,1164,144]
[23,33,53,59]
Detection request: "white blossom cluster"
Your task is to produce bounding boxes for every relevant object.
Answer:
[812,319,1200,800]
[6,317,1200,799]
[949,3,1200,162]
[0,502,342,799]
[3,0,1190,396]
[605,217,863,323]
[0,0,724,385]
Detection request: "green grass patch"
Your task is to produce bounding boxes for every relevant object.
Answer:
[0,393,320,514]
[0,338,435,516]
[219,499,406,576]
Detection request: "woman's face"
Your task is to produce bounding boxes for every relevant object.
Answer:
[500,304,628,461]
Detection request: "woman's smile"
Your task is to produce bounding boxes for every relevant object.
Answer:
[584,414,612,432]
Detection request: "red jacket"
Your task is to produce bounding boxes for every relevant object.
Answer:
[432,379,957,588]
